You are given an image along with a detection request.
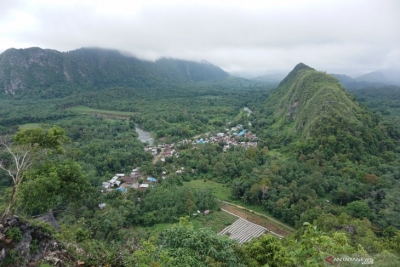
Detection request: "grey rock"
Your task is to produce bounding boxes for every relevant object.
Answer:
[0,248,5,266]
[39,210,60,231]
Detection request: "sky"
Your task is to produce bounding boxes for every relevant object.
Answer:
[1,0,399,76]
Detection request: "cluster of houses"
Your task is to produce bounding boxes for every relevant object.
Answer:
[101,167,159,194]
[144,143,176,162]
[197,125,258,152]
[188,124,258,151]
[144,125,258,161]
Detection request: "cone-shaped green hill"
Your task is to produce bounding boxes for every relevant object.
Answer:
[265,63,398,160]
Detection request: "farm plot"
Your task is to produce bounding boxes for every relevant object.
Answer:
[219,218,266,244]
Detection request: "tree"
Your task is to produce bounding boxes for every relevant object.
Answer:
[243,234,290,267]
[184,191,196,215]
[346,200,372,219]
[159,222,242,266]
[18,160,91,214]
[0,139,32,220]
[0,126,68,220]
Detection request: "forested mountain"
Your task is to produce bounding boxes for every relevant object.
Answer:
[252,73,286,83]
[262,63,399,160]
[355,71,392,84]
[0,47,228,95]
[330,73,358,88]
[332,71,400,88]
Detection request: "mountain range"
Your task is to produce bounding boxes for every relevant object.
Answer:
[0,47,228,95]
[331,71,400,88]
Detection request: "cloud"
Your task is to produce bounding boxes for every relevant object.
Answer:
[0,0,399,74]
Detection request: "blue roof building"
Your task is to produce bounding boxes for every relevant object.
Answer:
[197,138,207,144]
[116,187,127,194]
[238,129,247,136]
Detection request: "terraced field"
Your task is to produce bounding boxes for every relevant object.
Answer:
[220,202,294,237]
[219,218,267,244]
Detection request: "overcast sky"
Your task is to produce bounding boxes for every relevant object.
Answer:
[1,0,399,76]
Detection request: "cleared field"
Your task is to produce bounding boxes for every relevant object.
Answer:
[219,218,266,244]
[220,202,294,237]
[139,209,237,234]
[184,180,231,201]
[191,209,237,232]
[185,179,294,237]
[66,105,135,119]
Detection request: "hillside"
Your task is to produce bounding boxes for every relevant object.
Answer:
[1,60,400,265]
[355,71,391,84]
[330,73,357,88]
[0,47,229,95]
[262,63,399,160]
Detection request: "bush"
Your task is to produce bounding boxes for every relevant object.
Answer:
[30,239,39,254]
[6,227,23,243]
[2,249,22,266]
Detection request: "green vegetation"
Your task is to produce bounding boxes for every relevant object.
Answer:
[185,179,231,201]
[67,105,135,118]
[5,227,23,242]
[348,85,400,129]
[1,51,400,266]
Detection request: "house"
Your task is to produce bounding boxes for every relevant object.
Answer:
[123,177,134,184]
[102,182,111,189]
[99,203,106,209]
[197,139,207,144]
[116,173,125,177]
[204,210,210,215]
[139,184,149,190]
[147,177,157,183]
[116,187,127,194]
[131,167,141,178]
[120,183,129,188]
[109,176,118,183]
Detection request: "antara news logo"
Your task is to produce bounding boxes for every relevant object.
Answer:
[325,255,374,265]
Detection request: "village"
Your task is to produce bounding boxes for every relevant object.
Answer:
[100,124,257,202]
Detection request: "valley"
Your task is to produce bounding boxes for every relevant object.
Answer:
[0,48,400,266]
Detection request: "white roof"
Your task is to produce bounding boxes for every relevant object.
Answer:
[139,184,149,188]
[116,173,125,177]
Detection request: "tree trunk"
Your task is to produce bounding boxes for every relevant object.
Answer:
[1,185,18,221]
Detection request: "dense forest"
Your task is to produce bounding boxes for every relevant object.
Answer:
[1,48,400,266]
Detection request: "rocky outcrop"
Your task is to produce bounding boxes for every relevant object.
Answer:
[0,216,74,267]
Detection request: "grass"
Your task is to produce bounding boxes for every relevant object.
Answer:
[185,179,295,231]
[19,123,41,129]
[184,179,231,201]
[190,209,237,232]
[66,105,135,118]
[139,209,237,235]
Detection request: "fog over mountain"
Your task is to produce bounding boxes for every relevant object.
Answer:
[1,0,399,75]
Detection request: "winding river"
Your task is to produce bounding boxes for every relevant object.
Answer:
[135,124,154,145]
